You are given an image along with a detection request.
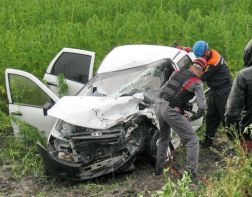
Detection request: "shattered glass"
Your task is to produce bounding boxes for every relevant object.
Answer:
[79,58,174,104]
[112,59,174,104]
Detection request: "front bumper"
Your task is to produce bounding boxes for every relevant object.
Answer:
[37,143,132,180]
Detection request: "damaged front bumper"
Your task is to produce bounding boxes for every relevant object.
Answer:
[37,143,134,181]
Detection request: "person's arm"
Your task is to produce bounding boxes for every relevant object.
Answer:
[175,45,191,53]
[225,72,246,123]
[200,63,220,81]
[189,82,206,120]
[201,50,223,81]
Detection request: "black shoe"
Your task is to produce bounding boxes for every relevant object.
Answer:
[190,173,199,184]
[155,167,163,175]
[201,136,213,148]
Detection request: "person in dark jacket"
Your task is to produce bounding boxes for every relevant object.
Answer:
[177,41,233,147]
[225,38,252,152]
[155,57,207,177]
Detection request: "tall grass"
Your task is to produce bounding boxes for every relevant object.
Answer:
[0,0,251,82]
[0,118,46,178]
[0,0,252,194]
[153,140,252,196]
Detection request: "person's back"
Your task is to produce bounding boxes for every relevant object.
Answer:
[227,67,252,128]
[225,38,252,151]
[226,66,252,132]
[155,58,206,177]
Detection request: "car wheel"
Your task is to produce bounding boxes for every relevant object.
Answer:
[146,128,159,166]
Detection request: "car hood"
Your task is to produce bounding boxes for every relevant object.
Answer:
[48,93,144,130]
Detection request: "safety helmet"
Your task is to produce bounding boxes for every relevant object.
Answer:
[192,40,209,57]
[243,38,252,67]
[192,57,207,71]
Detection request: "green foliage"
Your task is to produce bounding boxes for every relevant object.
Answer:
[0,111,11,131]
[0,0,252,194]
[0,84,7,113]
[0,0,251,82]
[201,151,252,196]
[153,170,195,197]
[57,73,68,97]
[0,118,46,179]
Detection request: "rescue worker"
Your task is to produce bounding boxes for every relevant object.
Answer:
[225,38,252,152]
[155,57,207,177]
[193,41,232,147]
[177,41,233,147]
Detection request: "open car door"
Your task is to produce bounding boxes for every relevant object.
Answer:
[43,48,95,96]
[5,69,59,137]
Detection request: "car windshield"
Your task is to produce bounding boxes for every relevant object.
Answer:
[78,59,174,103]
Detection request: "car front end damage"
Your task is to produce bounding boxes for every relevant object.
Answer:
[37,59,176,180]
[38,112,155,180]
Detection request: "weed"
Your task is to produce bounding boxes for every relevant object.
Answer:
[152,169,195,197]
[0,0,252,195]
[0,118,46,179]
[57,73,68,97]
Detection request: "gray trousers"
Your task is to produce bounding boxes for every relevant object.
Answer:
[156,100,199,175]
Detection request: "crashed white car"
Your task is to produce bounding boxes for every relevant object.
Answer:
[5,45,203,180]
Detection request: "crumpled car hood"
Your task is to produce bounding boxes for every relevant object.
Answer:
[48,94,144,129]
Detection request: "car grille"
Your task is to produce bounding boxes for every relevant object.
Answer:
[67,126,126,164]
[69,126,124,144]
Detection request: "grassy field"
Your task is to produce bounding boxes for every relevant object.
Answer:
[0,0,251,109]
[1,0,252,196]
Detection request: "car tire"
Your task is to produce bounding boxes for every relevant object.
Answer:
[146,128,159,166]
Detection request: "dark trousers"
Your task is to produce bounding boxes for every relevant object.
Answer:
[205,87,231,138]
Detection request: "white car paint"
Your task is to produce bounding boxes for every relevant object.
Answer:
[6,45,202,138]
[97,45,193,74]
[43,48,95,96]
[48,93,144,130]
[5,69,59,136]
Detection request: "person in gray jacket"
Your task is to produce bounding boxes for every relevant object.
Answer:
[155,57,207,177]
[225,38,252,152]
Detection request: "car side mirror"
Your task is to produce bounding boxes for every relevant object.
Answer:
[43,102,55,116]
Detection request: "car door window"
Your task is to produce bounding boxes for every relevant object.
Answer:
[9,74,51,106]
[177,55,192,69]
[51,52,91,84]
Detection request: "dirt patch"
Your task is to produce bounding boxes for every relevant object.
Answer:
[0,136,233,197]
[0,163,166,197]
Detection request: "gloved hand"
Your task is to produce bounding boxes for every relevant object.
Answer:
[224,115,240,127]
[224,115,241,141]
[188,111,197,121]
[188,108,204,121]
[189,115,197,121]
[184,102,193,111]
[174,45,191,53]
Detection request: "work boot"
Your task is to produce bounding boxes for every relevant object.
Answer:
[190,173,199,184]
[201,136,213,148]
[155,166,163,175]
[155,159,165,175]
[155,155,168,175]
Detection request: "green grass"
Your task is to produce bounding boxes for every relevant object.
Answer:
[1,0,251,108]
[1,0,252,196]
[0,118,46,179]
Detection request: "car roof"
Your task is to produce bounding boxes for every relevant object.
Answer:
[97,45,186,74]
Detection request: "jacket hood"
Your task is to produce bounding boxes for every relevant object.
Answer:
[48,94,144,129]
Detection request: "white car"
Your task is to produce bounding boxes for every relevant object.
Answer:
[5,45,204,180]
